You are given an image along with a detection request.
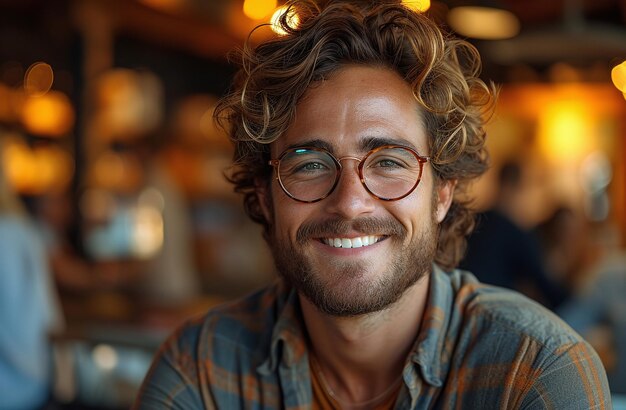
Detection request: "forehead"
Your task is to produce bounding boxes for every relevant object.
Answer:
[274,65,428,155]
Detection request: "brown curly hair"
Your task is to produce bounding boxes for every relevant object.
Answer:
[215,0,496,270]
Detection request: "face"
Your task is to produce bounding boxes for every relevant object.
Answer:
[259,65,454,317]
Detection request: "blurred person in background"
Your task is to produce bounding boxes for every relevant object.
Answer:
[141,136,200,307]
[558,221,626,395]
[460,161,570,309]
[534,205,592,290]
[134,1,610,408]
[35,189,115,293]
[0,140,64,410]
[118,134,201,307]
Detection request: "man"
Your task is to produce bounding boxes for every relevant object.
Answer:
[134,1,611,408]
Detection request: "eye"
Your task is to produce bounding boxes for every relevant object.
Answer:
[369,156,411,170]
[296,161,329,172]
[373,158,403,168]
[281,153,335,179]
[366,148,419,173]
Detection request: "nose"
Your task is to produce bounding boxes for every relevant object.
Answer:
[322,158,376,219]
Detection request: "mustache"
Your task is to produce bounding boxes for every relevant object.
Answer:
[296,217,407,245]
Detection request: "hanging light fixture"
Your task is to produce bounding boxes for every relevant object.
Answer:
[447,1,520,40]
[479,0,626,65]
[611,60,626,93]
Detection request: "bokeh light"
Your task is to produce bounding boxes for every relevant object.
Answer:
[92,344,118,371]
[2,137,74,194]
[611,61,626,92]
[538,101,595,163]
[271,5,300,35]
[95,69,163,141]
[24,62,54,96]
[21,91,75,137]
[89,150,144,193]
[402,0,431,12]
[243,0,277,20]
[448,6,520,40]
[132,197,164,259]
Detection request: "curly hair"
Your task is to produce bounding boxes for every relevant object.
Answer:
[215,0,496,271]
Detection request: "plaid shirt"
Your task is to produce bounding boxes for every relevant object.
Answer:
[134,266,612,409]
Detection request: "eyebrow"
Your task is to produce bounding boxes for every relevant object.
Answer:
[284,136,421,154]
[360,136,419,152]
[285,139,335,152]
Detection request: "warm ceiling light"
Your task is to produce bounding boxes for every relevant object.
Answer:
[611,61,626,93]
[2,138,74,194]
[402,0,431,12]
[538,100,594,163]
[95,69,163,141]
[21,91,75,137]
[447,6,520,40]
[271,5,300,35]
[243,0,277,20]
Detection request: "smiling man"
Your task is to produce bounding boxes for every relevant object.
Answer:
[134,1,611,409]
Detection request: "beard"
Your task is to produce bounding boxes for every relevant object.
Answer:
[268,213,438,317]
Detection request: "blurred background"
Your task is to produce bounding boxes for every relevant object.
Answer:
[0,0,625,408]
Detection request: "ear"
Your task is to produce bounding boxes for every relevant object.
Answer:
[435,179,456,223]
[255,177,273,224]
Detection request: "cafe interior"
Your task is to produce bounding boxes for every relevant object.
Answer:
[1,0,626,407]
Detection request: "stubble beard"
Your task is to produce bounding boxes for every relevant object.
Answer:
[269,214,438,317]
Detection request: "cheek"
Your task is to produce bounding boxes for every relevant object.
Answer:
[272,195,308,240]
[399,187,438,237]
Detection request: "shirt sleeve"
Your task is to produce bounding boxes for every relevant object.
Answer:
[520,341,612,409]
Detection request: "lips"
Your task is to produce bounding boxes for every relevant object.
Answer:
[321,236,381,248]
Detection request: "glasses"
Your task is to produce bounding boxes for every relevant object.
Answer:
[268,145,430,203]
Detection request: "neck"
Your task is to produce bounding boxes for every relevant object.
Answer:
[301,273,430,404]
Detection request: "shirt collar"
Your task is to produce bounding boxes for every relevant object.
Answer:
[257,265,466,388]
[408,264,457,387]
[257,281,307,376]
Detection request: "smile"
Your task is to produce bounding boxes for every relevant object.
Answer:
[321,236,382,249]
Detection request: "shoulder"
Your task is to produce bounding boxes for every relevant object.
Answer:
[449,269,581,346]
[135,281,290,407]
[162,280,289,360]
[441,270,611,407]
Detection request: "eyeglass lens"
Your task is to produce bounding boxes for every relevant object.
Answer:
[277,147,423,202]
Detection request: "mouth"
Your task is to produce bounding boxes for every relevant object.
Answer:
[320,235,382,249]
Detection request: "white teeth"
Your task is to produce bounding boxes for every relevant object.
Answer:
[323,236,380,248]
